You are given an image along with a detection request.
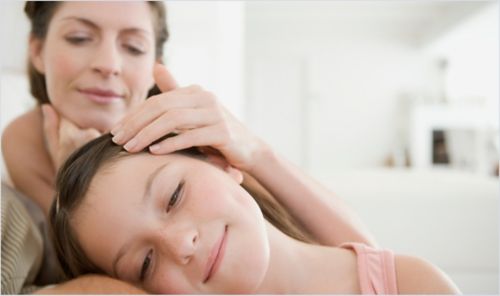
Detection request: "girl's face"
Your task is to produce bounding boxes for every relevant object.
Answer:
[72,154,271,294]
[31,2,157,132]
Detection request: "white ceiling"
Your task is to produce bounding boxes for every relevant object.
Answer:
[246,1,494,45]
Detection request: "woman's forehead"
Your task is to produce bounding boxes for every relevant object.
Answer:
[52,2,154,32]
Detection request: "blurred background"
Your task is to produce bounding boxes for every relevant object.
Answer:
[1,1,498,293]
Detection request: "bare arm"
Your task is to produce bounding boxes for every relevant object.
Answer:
[2,107,100,216]
[35,274,146,294]
[2,109,56,216]
[249,147,378,247]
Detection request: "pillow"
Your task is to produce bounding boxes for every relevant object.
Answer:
[1,182,63,294]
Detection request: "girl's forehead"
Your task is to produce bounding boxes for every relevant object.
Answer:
[99,154,193,179]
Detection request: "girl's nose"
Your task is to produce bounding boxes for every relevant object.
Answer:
[91,39,121,78]
[157,224,199,265]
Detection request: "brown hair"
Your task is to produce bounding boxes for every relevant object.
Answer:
[49,134,315,279]
[24,1,168,105]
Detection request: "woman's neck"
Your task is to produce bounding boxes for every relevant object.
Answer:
[254,222,360,294]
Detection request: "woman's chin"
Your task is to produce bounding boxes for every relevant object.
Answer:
[74,116,118,133]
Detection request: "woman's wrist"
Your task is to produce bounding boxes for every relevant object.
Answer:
[247,141,277,177]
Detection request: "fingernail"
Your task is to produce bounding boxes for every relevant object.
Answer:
[112,131,125,143]
[110,125,122,136]
[124,138,137,151]
[149,144,160,152]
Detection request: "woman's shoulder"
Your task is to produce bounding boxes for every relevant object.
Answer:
[2,107,47,170]
[394,254,461,294]
[2,107,43,145]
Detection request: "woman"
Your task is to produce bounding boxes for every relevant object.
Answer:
[50,133,460,294]
[2,1,168,216]
[2,1,375,293]
[2,2,168,292]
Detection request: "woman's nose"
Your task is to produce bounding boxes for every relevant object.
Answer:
[91,39,121,78]
[157,225,199,265]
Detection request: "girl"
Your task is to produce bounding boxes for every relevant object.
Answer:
[2,2,376,292]
[50,133,460,294]
[51,62,459,293]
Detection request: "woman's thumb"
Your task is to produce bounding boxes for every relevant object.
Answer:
[41,104,59,149]
[153,63,178,92]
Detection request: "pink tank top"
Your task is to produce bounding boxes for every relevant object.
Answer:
[340,242,398,294]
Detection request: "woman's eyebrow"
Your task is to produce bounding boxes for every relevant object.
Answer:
[112,162,170,278]
[60,17,99,30]
[59,16,152,36]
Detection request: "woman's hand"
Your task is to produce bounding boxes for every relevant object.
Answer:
[110,64,268,172]
[41,104,101,170]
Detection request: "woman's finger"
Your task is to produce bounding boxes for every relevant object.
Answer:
[148,124,224,155]
[111,92,211,144]
[123,108,219,152]
[154,63,178,92]
[58,117,82,147]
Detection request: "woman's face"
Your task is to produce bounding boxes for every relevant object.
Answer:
[31,2,157,132]
[72,153,270,294]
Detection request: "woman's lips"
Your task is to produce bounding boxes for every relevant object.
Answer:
[79,88,123,104]
[203,225,228,283]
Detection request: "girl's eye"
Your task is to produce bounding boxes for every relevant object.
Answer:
[167,181,184,212]
[65,36,91,45]
[139,249,153,282]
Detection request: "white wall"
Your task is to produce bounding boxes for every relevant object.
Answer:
[245,2,498,176]
[245,4,439,173]
[421,3,499,175]
[0,2,29,73]
[166,1,245,119]
[425,3,499,115]
[245,3,498,293]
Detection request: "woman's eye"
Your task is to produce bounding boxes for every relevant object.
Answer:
[167,181,184,212]
[65,36,91,45]
[139,249,153,282]
[125,44,145,55]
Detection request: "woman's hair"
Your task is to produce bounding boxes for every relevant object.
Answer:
[49,134,315,279]
[24,1,168,105]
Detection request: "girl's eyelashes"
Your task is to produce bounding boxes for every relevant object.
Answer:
[140,249,153,282]
[138,181,184,282]
[167,181,185,213]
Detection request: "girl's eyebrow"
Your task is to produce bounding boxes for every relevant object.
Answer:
[59,16,152,36]
[143,163,170,205]
[112,162,170,278]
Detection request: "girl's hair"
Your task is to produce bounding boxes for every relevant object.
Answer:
[49,134,315,279]
[24,1,168,105]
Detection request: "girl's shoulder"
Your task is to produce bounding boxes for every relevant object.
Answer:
[394,254,461,294]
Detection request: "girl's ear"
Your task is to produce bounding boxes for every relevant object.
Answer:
[205,154,243,184]
[29,35,45,73]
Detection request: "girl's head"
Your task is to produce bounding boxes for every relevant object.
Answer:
[50,134,313,293]
[24,1,168,132]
